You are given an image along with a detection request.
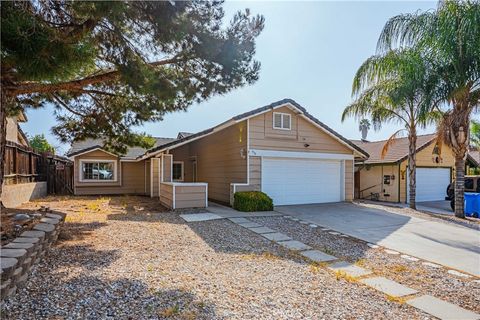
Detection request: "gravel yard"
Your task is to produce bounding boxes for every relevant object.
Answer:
[1,196,432,319]
[252,216,480,314]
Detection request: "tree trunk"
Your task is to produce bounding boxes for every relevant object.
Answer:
[408,133,417,210]
[454,156,465,218]
[0,88,7,211]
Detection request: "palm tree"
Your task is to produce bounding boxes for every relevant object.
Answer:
[376,0,480,218]
[359,119,371,140]
[342,49,436,209]
[470,120,480,149]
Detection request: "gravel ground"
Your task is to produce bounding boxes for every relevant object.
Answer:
[252,216,480,314]
[1,196,431,319]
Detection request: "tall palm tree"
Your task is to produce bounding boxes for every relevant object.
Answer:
[470,120,480,149]
[342,49,436,209]
[359,119,371,140]
[376,0,480,218]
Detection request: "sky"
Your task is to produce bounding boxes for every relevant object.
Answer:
[21,1,438,155]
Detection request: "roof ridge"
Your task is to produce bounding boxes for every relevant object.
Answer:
[353,133,437,144]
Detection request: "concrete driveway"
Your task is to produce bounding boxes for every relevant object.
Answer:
[275,202,480,277]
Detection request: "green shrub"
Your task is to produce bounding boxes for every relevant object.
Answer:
[233,191,273,212]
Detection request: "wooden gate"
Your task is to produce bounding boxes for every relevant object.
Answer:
[47,156,74,195]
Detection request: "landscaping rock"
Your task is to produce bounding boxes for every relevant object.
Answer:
[1,258,18,279]
[45,213,63,220]
[33,223,55,233]
[40,217,60,225]
[12,214,31,222]
[0,249,27,262]
[12,237,40,244]
[3,242,34,254]
[20,230,46,240]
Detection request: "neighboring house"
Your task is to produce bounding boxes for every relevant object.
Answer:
[67,98,369,209]
[352,134,479,203]
[6,112,29,147]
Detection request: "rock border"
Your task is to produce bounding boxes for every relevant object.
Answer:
[1,209,65,300]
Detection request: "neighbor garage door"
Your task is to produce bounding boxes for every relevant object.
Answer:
[262,157,343,205]
[408,167,451,202]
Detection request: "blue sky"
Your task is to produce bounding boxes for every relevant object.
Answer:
[22,1,437,155]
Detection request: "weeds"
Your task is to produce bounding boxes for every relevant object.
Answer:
[160,304,180,317]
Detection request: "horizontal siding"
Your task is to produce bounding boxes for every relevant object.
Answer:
[160,183,173,208]
[249,106,351,154]
[345,160,353,201]
[152,158,160,197]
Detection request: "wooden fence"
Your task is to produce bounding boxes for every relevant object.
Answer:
[3,141,74,195]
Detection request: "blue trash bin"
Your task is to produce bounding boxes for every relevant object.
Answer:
[464,193,480,217]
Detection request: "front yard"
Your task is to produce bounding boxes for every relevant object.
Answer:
[1,196,477,319]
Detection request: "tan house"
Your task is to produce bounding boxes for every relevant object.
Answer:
[68,99,369,209]
[6,112,29,147]
[352,134,478,203]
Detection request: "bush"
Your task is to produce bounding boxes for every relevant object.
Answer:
[233,191,273,212]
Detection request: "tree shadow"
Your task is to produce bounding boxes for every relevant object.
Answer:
[2,275,216,319]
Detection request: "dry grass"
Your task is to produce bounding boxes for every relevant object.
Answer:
[334,270,357,283]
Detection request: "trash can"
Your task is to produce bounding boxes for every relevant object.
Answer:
[464,193,480,217]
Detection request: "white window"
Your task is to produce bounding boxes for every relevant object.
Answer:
[172,161,184,181]
[80,160,116,182]
[273,112,291,130]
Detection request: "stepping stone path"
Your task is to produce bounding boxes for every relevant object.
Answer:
[360,277,417,297]
[407,295,480,320]
[328,261,372,278]
[262,232,292,242]
[238,222,262,228]
[277,240,312,251]
[247,226,276,234]
[180,213,222,222]
[220,215,480,320]
[300,250,337,263]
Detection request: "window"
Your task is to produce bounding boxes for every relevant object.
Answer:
[465,178,474,190]
[80,160,115,182]
[173,161,184,181]
[273,112,291,130]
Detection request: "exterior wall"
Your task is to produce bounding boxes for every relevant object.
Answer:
[345,160,354,201]
[145,160,151,196]
[170,122,247,204]
[159,182,173,208]
[2,182,47,208]
[74,149,148,195]
[151,158,160,197]
[6,117,19,144]
[249,106,352,154]
[357,164,400,202]
[399,142,455,203]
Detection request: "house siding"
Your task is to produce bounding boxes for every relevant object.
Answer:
[249,106,352,154]
[357,164,400,202]
[74,149,147,195]
[170,122,247,204]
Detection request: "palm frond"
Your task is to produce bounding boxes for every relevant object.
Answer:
[381,129,406,159]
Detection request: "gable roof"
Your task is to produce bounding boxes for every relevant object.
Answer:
[142,98,369,159]
[67,137,175,159]
[177,132,193,139]
[351,134,438,164]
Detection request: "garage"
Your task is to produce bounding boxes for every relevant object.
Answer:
[408,167,451,202]
[261,157,343,205]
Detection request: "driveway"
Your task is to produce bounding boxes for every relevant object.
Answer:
[275,202,480,277]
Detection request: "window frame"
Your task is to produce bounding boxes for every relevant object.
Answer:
[79,159,117,182]
[172,161,184,182]
[272,112,292,130]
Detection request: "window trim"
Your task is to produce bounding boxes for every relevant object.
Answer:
[79,159,117,182]
[172,161,184,182]
[273,112,292,130]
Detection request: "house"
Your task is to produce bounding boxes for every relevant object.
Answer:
[352,134,479,203]
[67,98,369,209]
[6,112,29,147]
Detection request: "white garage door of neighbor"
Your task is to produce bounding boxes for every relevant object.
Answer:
[262,157,343,206]
[408,167,451,202]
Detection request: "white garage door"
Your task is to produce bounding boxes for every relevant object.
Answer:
[408,168,451,202]
[262,157,343,205]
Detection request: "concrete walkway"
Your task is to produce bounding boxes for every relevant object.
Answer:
[275,202,480,277]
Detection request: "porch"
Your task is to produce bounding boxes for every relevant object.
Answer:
[150,154,208,209]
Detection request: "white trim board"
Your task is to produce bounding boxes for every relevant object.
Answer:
[78,159,118,183]
[248,149,354,160]
[70,147,118,159]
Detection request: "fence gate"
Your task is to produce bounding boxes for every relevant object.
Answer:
[47,160,74,195]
